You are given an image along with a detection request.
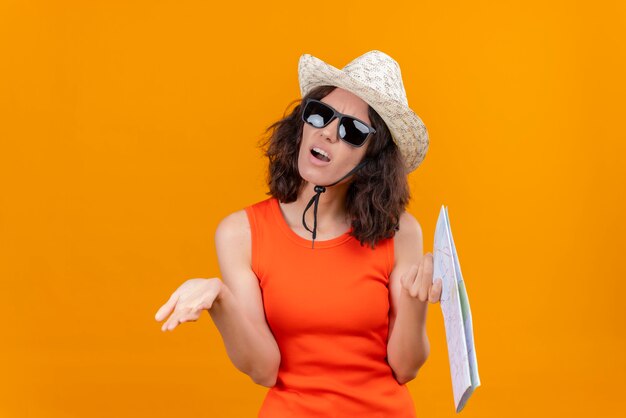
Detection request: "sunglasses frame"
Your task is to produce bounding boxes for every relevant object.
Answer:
[301,98,376,148]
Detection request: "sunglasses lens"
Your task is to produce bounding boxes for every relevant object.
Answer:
[339,118,371,146]
[303,101,334,128]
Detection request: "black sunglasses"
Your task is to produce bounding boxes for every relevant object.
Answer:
[301,98,376,147]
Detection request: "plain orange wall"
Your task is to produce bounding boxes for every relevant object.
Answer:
[1,1,624,417]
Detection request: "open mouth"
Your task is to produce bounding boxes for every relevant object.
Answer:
[311,148,331,162]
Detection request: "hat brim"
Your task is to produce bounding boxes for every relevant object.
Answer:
[298,53,429,173]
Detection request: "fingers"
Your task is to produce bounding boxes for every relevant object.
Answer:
[401,264,415,291]
[400,264,416,290]
[419,253,433,302]
[429,278,443,303]
[162,316,180,332]
[410,253,432,302]
[408,264,420,298]
[161,307,202,332]
[155,292,180,322]
[406,253,436,303]
[156,279,220,332]
[162,310,187,332]
[403,253,439,303]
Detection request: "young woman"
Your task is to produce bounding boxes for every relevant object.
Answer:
[155,50,443,417]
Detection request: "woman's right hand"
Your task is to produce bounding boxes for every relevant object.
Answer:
[154,278,223,332]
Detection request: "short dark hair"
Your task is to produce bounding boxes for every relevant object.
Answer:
[258,85,411,249]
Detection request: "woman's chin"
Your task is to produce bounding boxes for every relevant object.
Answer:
[297,163,335,186]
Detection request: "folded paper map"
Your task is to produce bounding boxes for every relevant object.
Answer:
[433,204,480,412]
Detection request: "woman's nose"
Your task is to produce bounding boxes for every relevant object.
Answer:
[320,118,339,143]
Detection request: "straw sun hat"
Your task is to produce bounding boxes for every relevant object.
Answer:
[298,50,429,173]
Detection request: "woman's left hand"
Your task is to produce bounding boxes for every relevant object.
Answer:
[400,252,443,304]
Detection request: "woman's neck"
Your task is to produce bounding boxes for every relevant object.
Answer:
[280,181,352,236]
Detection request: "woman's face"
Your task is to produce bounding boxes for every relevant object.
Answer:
[297,87,372,187]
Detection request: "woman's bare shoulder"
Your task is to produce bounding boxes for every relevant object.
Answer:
[214,209,251,261]
[397,211,422,236]
[393,211,424,265]
[216,209,250,235]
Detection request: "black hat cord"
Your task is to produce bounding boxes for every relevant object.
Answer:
[302,159,369,249]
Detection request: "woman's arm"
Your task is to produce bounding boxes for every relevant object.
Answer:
[209,210,281,387]
[386,212,430,385]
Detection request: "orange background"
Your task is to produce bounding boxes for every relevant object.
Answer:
[1,1,625,417]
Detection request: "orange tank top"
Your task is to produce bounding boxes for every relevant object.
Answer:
[244,197,417,418]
